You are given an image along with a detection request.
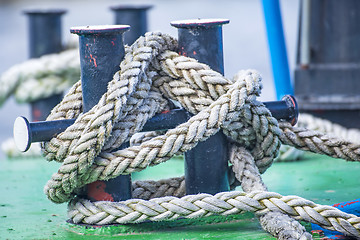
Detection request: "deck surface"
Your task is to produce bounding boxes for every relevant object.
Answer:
[1,153,359,239]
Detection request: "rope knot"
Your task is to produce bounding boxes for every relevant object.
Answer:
[33,31,360,239]
[41,32,282,205]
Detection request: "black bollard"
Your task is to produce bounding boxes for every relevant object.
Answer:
[110,5,152,45]
[14,22,299,200]
[171,19,230,195]
[70,25,132,202]
[24,9,66,122]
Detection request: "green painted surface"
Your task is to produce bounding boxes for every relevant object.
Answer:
[0,153,359,239]
[263,153,360,205]
[63,213,270,239]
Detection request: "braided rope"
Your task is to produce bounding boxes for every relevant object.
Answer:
[37,32,360,239]
[260,211,314,240]
[276,113,360,162]
[279,122,360,162]
[229,145,312,239]
[132,176,185,200]
[299,113,360,142]
[67,191,360,238]
[42,33,279,204]
[0,49,79,106]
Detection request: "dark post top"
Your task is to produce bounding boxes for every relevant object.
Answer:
[110,5,152,45]
[24,9,66,58]
[70,25,130,112]
[171,19,229,75]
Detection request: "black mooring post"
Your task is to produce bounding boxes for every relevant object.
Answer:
[110,5,152,45]
[70,25,132,202]
[24,9,66,122]
[171,19,230,195]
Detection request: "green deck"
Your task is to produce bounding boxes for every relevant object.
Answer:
[1,153,359,239]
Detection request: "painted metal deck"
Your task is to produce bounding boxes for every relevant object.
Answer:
[1,153,359,239]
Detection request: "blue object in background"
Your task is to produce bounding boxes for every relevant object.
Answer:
[311,198,360,239]
[262,0,293,100]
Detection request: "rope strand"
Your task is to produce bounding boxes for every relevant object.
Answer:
[67,191,360,238]
[35,32,360,239]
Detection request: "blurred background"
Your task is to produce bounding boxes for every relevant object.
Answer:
[0,0,300,157]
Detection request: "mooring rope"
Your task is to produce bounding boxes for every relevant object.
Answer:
[299,113,360,142]
[68,191,360,237]
[42,33,281,204]
[276,112,360,162]
[0,49,80,106]
[22,32,360,239]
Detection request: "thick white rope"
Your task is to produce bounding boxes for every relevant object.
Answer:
[42,46,280,205]
[68,191,360,238]
[299,113,360,142]
[38,32,360,239]
[230,145,312,239]
[1,32,355,239]
[0,49,79,106]
[277,113,360,162]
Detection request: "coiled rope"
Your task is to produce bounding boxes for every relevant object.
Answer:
[15,32,360,239]
[0,49,80,106]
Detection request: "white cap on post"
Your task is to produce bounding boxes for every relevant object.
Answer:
[13,116,32,152]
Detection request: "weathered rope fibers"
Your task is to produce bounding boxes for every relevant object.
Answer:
[38,32,360,239]
[0,49,80,106]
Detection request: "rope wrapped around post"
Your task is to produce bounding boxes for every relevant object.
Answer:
[40,32,360,239]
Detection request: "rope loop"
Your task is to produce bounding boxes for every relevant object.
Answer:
[42,32,280,204]
[36,32,360,239]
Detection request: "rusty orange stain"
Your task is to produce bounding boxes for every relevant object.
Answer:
[111,40,115,46]
[89,53,97,67]
[87,181,114,201]
[32,108,42,121]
